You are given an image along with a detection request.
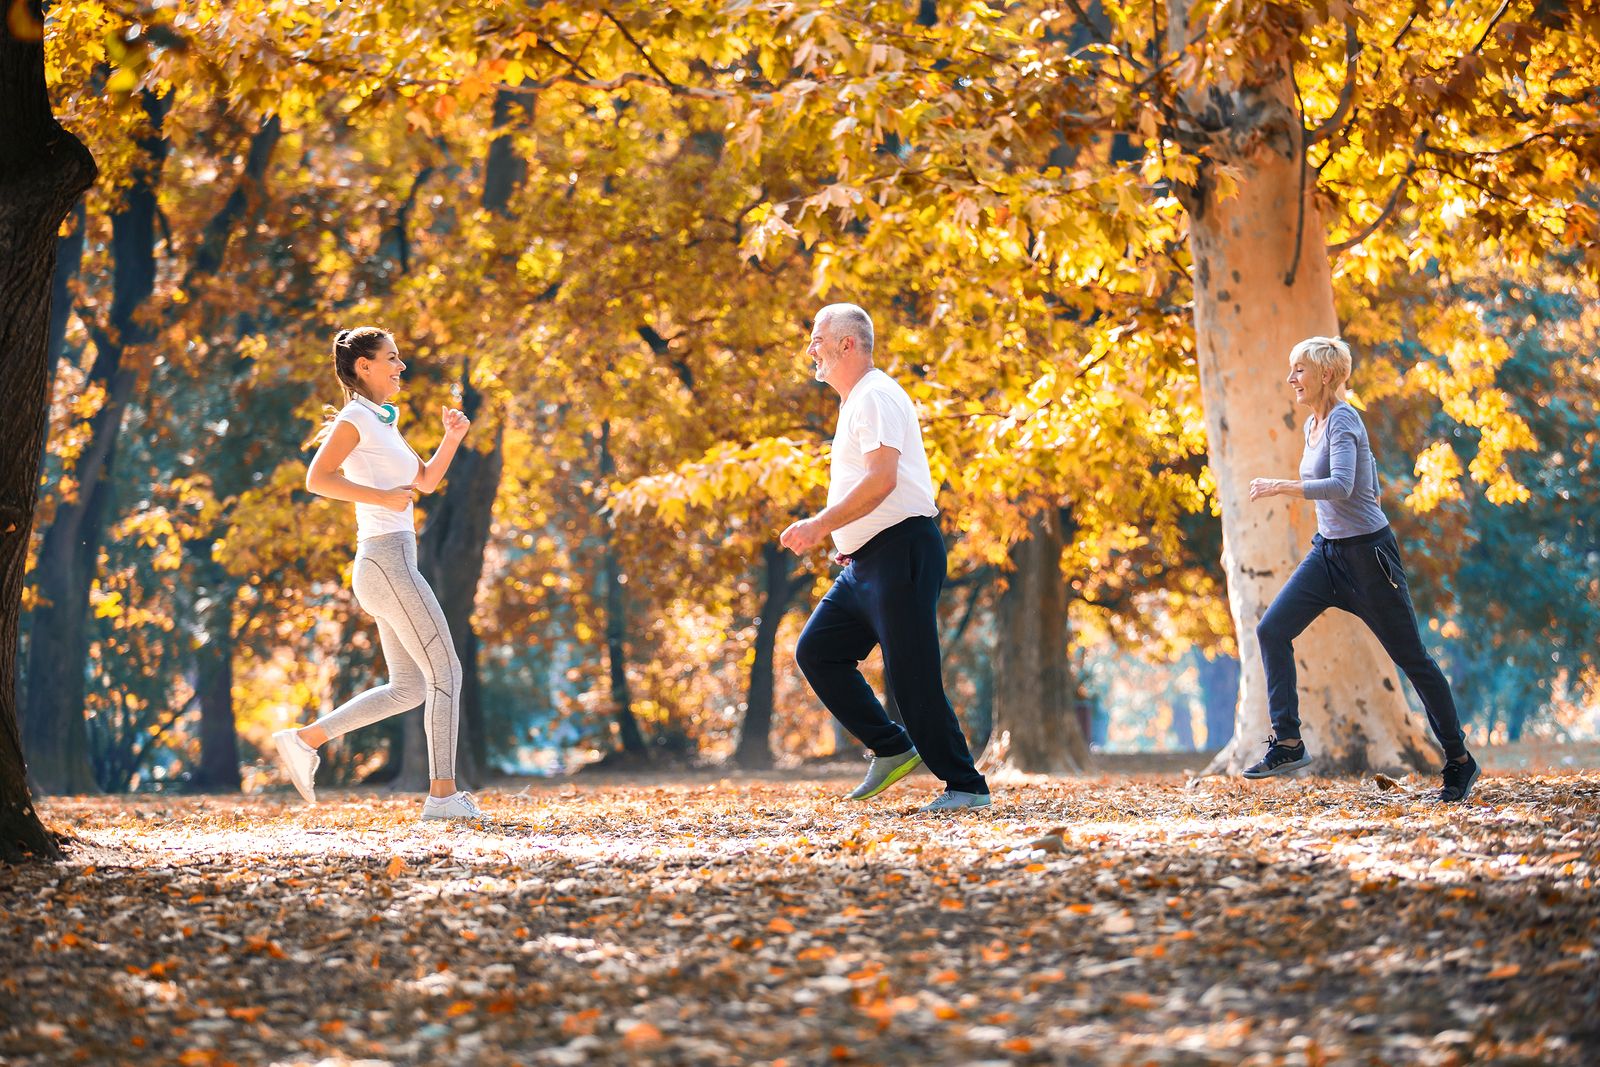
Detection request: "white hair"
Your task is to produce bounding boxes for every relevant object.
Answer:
[818,303,874,355]
[1290,336,1353,389]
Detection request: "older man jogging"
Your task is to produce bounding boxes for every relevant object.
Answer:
[780,304,990,813]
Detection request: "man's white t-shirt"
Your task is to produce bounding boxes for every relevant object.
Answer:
[333,395,422,541]
[828,368,939,555]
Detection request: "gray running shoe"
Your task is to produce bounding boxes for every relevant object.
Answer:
[845,748,923,800]
[1242,736,1312,779]
[917,790,992,813]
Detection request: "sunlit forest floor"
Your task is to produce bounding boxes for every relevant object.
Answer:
[7,748,1599,1066]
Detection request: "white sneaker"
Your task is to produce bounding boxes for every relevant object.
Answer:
[271,728,319,804]
[421,791,482,821]
[917,790,992,813]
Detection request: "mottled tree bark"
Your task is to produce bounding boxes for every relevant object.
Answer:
[0,1,97,858]
[1165,5,1436,774]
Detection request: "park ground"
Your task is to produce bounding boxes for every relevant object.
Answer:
[3,745,1599,1066]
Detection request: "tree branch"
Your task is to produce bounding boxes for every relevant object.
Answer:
[1391,10,1420,50]
[1061,0,1147,71]
[1308,15,1361,147]
[1471,0,1513,54]
[601,9,684,92]
[1326,161,1416,255]
[1285,72,1310,287]
[1426,126,1592,161]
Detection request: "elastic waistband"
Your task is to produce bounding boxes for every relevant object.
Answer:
[1314,525,1391,548]
[356,530,416,552]
[847,514,940,560]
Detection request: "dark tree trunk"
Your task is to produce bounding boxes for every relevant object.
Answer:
[182,115,280,287]
[733,541,801,769]
[16,197,85,718]
[0,2,98,858]
[983,508,1089,773]
[482,88,531,214]
[20,198,87,527]
[21,89,167,795]
[601,520,646,755]
[185,541,241,792]
[175,118,282,791]
[598,421,648,756]
[397,367,505,790]
[1196,651,1239,750]
[391,94,526,789]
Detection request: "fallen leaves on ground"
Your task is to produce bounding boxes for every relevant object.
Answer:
[3,768,1598,1065]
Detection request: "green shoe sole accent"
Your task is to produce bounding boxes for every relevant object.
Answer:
[851,752,923,800]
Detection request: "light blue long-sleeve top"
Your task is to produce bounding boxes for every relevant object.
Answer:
[1298,402,1388,538]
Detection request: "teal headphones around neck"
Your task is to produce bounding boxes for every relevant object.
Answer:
[352,392,398,424]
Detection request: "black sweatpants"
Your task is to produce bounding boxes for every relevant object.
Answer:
[795,516,988,795]
[1256,526,1468,761]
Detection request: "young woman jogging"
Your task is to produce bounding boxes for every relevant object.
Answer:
[272,326,480,819]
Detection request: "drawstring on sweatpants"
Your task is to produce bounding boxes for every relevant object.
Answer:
[1314,536,1358,600]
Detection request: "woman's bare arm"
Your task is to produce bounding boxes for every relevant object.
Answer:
[306,421,414,511]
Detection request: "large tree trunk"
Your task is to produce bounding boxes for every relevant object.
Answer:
[1169,41,1436,775]
[21,89,167,795]
[393,95,523,789]
[983,508,1089,773]
[1,2,98,859]
[733,541,801,769]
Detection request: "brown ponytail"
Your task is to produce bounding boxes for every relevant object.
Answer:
[313,326,393,445]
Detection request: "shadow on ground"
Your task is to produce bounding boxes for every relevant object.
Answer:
[5,766,1598,1065]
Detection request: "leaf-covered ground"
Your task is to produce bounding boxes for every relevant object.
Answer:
[5,765,1599,1066]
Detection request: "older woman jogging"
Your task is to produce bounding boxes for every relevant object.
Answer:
[1244,336,1478,802]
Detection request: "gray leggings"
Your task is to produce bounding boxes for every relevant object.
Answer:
[313,532,461,779]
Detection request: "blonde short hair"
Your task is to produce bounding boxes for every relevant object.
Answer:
[1289,336,1352,389]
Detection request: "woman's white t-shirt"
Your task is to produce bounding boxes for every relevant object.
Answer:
[828,368,939,554]
[333,395,422,541]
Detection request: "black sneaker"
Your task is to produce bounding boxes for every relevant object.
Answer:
[1242,736,1313,779]
[1435,754,1480,803]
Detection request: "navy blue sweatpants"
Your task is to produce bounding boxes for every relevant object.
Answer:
[1256,526,1468,761]
[795,516,988,795]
